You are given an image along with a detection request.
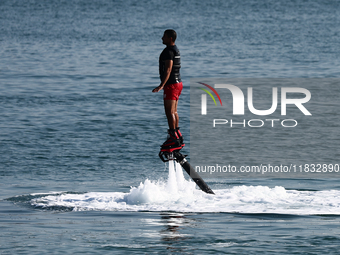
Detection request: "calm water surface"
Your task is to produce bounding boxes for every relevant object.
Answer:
[1,0,340,254]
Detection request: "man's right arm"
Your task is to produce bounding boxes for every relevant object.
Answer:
[152,59,173,93]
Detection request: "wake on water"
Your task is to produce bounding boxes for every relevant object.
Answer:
[17,161,340,214]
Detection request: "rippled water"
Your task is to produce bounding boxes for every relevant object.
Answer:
[1,0,340,254]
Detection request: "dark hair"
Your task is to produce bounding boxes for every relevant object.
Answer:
[164,29,177,42]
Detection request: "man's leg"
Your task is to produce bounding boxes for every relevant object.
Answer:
[162,100,184,148]
[172,101,184,146]
[161,82,183,149]
[164,100,179,129]
[161,100,181,149]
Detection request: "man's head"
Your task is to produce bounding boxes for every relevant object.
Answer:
[162,29,177,46]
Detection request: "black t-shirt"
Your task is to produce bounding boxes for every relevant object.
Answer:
[159,45,181,85]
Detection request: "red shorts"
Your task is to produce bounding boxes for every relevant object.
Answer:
[163,82,183,101]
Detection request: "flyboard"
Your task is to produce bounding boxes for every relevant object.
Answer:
[159,148,215,195]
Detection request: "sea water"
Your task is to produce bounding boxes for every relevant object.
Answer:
[1,0,340,254]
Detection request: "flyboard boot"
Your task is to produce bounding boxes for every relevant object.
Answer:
[159,128,183,162]
[160,128,182,153]
[159,128,185,162]
[176,127,185,148]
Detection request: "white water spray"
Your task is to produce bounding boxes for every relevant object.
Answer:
[29,162,340,214]
[166,160,189,194]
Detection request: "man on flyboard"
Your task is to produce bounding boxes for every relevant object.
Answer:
[152,29,184,152]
